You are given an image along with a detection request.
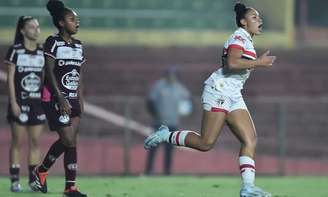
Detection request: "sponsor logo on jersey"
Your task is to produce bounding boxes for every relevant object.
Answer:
[21,72,41,92]
[17,66,43,73]
[56,46,83,60]
[16,49,25,54]
[56,41,66,46]
[17,54,44,67]
[61,69,80,90]
[58,60,81,67]
[29,92,41,98]
[69,92,78,98]
[37,50,44,55]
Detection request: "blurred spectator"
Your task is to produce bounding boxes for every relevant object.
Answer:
[145,66,192,175]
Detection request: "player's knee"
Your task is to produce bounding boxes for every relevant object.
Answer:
[199,139,216,152]
[60,136,76,147]
[242,136,257,150]
[29,137,40,149]
[11,137,23,149]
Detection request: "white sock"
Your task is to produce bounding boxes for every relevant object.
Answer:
[167,130,192,146]
[239,156,255,186]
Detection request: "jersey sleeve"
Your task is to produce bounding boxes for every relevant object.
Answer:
[43,36,57,59]
[4,46,16,65]
[78,40,87,65]
[227,34,246,52]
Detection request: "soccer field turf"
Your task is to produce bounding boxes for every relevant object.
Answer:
[0,176,326,197]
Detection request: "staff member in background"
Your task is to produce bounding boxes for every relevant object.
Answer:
[145,66,192,175]
[4,16,45,192]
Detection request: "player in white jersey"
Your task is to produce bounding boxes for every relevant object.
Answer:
[4,16,45,192]
[145,2,276,197]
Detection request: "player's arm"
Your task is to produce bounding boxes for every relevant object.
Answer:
[78,71,84,113]
[45,56,71,115]
[227,48,276,70]
[6,62,21,116]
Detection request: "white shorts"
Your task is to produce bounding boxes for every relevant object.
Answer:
[201,84,248,114]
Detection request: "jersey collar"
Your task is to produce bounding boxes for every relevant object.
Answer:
[238,28,253,42]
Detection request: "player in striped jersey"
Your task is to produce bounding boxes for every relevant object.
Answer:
[4,16,45,192]
[30,1,87,197]
[145,2,276,197]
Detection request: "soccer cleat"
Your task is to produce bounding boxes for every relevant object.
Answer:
[31,168,48,193]
[63,186,88,197]
[28,182,39,192]
[144,125,170,149]
[240,184,272,197]
[10,181,22,192]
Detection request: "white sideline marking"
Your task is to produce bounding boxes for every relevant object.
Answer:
[0,70,152,136]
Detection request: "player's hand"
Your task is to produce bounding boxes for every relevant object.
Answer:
[11,102,21,117]
[256,50,276,68]
[58,96,72,115]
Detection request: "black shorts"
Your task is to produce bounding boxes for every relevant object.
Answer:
[42,99,81,131]
[7,101,46,126]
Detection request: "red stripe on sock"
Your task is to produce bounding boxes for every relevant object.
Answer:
[176,131,181,146]
[240,164,255,170]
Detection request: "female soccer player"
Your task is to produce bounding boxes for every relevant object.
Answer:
[4,16,45,192]
[144,2,276,197]
[31,1,87,197]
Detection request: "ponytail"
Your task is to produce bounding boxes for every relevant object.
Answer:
[13,16,34,44]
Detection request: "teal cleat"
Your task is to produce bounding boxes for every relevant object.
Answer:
[144,125,170,150]
[240,184,272,197]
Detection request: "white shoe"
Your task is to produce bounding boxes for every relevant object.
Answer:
[144,125,170,149]
[240,184,272,197]
[10,181,22,192]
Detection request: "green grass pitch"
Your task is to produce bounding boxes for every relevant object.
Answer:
[0,176,327,197]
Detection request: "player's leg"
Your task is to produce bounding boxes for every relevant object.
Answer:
[145,110,227,151]
[9,122,26,192]
[31,101,66,193]
[227,109,271,197]
[27,124,43,189]
[145,85,228,151]
[59,116,87,197]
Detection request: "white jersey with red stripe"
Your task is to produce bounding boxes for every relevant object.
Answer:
[204,27,257,92]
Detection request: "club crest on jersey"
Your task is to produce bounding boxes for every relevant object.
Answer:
[21,72,41,92]
[61,69,80,90]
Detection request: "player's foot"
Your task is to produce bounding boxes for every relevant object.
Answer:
[63,186,88,197]
[240,184,272,197]
[10,181,22,192]
[28,182,39,192]
[144,125,170,149]
[31,168,48,193]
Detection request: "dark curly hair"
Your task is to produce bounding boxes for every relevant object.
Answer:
[46,0,73,29]
[234,2,253,27]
